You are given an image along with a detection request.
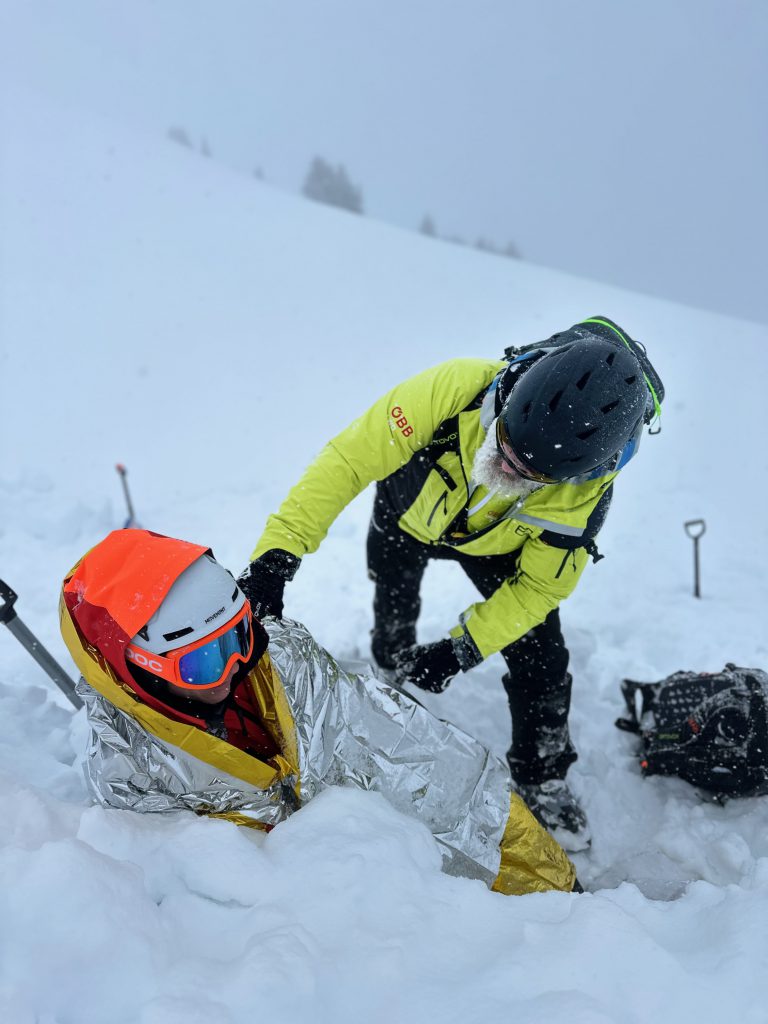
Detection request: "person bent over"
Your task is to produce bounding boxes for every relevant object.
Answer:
[241,316,664,849]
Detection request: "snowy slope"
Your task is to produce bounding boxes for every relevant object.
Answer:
[2,86,768,1023]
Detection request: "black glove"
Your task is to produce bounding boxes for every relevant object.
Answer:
[393,639,461,693]
[237,550,300,621]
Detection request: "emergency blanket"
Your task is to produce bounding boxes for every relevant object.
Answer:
[72,615,574,892]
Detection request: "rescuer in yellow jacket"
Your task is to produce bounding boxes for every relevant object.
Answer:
[241,317,664,849]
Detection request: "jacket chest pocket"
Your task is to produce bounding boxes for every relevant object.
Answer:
[401,454,467,542]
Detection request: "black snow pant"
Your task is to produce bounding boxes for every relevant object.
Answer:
[367,491,577,785]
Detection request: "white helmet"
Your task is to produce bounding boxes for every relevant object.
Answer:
[131,553,246,654]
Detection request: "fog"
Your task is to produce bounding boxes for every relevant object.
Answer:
[2,0,766,323]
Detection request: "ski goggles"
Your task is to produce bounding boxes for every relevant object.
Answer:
[495,417,558,485]
[126,602,254,690]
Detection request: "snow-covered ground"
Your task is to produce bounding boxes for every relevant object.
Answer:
[2,86,768,1023]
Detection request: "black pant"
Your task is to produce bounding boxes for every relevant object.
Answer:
[367,492,577,784]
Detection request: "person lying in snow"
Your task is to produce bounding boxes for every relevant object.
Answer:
[60,528,577,896]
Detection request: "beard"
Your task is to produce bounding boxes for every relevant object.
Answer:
[471,419,543,502]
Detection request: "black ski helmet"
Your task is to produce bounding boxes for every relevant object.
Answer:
[498,330,650,482]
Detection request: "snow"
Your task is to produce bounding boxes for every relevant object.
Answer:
[2,84,768,1023]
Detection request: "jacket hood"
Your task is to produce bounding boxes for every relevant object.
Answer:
[62,529,208,689]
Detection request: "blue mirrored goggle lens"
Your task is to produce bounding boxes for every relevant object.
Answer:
[178,616,252,686]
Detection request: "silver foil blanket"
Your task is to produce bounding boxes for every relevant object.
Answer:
[77,680,291,827]
[79,618,512,885]
[265,618,511,884]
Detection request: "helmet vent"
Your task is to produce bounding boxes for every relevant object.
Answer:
[522,401,532,422]
[575,371,591,390]
[576,426,599,440]
[137,626,150,642]
[162,626,194,642]
[231,587,239,602]
[624,375,637,385]
[548,389,564,412]
[601,399,620,415]
[605,351,616,366]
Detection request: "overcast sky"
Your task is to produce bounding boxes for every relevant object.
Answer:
[3,0,766,323]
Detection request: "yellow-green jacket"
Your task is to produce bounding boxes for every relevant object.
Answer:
[255,358,618,660]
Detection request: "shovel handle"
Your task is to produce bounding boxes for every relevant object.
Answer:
[0,579,18,624]
[684,519,706,540]
[0,578,83,709]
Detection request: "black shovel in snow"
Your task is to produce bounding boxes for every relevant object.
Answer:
[115,463,140,528]
[0,578,82,710]
[684,519,706,599]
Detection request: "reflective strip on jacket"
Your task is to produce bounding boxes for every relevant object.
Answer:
[253,358,618,658]
[61,601,575,895]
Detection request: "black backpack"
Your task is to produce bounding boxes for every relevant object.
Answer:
[616,664,768,799]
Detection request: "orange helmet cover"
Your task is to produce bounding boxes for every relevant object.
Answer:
[63,529,207,685]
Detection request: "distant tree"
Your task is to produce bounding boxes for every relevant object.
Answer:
[302,156,364,214]
[415,211,520,260]
[475,237,522,259]
[167,126,193,148]
[200,137,212,158]
[253,166,265,180]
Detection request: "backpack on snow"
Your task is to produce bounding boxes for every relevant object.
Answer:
[615,664,768,799]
